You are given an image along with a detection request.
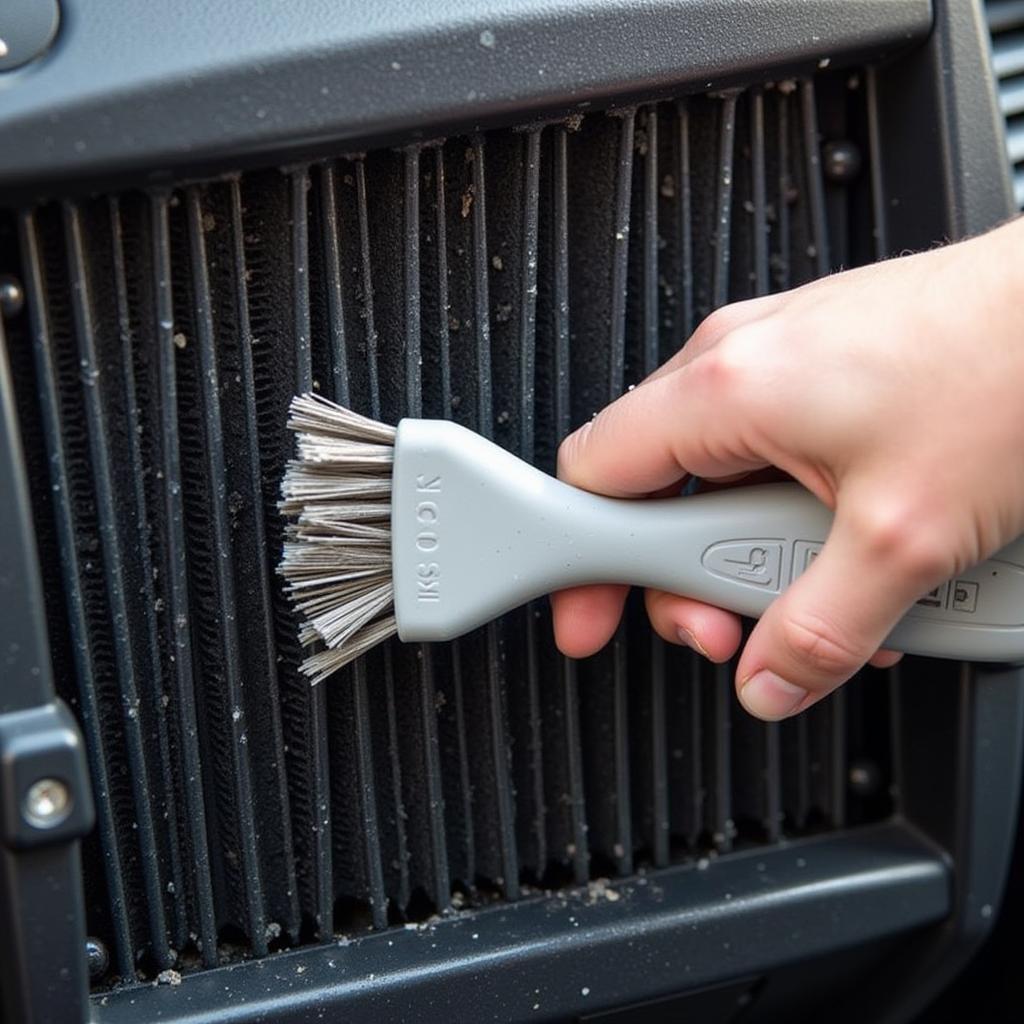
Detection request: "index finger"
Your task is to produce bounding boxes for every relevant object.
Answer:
[557,356,769,497]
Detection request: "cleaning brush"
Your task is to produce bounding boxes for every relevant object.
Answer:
[279,393,1024,683]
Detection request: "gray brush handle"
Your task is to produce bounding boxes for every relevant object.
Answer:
[392,419,1024,661]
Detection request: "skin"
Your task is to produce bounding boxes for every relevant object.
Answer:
[551,216,1024,721]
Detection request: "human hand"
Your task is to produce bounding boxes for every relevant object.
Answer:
[551,217,1024,720]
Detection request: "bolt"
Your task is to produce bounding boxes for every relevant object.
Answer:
[0,275,25,318]
[86,937,110,979]
[23,777,72,829]
[848,758,881,796]
[823,141,862,184]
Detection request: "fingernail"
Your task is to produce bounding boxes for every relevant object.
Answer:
[677,627,710,659]
[739,670,808,721]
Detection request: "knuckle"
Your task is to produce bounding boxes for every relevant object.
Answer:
[556,421,592,482]
[779,610,865,678]
[848,500,953,584]
[692,305,736,343]
[696,322,772,397]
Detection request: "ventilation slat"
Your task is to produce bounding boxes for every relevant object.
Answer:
[519,126,547,872]
[676,99,695,341]
[289,166,334,939]
[773,90,793,291]
[351,662,387,928]
[319,164,350,405]
[750,90,770,296]
[711,666,734,850]
[801,80,831,276]
[713,93,739,307]
[184,187,268,952]
[865,69,890,259]
[552,124,590,885]
[382,648,412,910]
[227,178,301,940]
[148,195,219,967]
[355,159,381,419]
[831,691,849,828]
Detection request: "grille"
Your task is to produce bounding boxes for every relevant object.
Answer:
[0,70,895,989]
[988,0,1024,207]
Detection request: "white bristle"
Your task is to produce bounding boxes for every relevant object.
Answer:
[279,393,398,681]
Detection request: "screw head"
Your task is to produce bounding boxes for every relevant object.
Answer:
[822,141,862,184]
[0,275,25,318]
[23,777,72,829]
[86,937,110,979]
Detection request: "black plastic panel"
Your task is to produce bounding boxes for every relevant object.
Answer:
[0,0,931,191]
[91,824,949,1024]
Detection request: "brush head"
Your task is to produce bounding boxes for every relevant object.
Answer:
[279,393,397,683]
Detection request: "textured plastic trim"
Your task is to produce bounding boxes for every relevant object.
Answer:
[0,315,90,1023]
[391,418,1024,660]
[0,0,931,192]
[91,822,949,1024]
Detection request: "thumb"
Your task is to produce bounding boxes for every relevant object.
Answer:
[735,502,944,720]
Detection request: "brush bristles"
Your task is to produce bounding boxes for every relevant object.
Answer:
[279,393,397,683]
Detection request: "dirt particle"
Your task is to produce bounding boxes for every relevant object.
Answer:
[461,185,475,218]
[565,113,584,132]
[156,969,182,986]
[173,332,187,350]
[660,174,676,198]
[202,212,216,233]
[491,255,503,271]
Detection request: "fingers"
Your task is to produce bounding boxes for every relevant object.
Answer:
[551,584,629,658]
[735,501,946,720]
[868,649,903,670]
[558,342,771,497]
[644,590,744,662]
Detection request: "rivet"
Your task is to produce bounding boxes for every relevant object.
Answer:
[848,759,881,796]
[822,141,862,183]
